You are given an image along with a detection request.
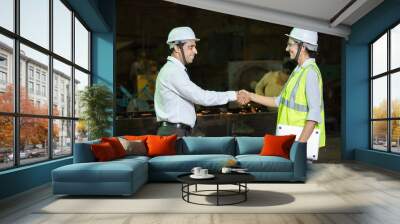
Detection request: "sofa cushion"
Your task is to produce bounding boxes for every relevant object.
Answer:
[147,135,177,157]
[179,137,235,155]
[91,142,118,161]
[260,134,296,159]
[235,137,263,155]
[148,154,235,172]
[52,160,145,183]
[101,137,127,158]
[236,155,293,172]
[118,137,147,156]
[52,158,148,195]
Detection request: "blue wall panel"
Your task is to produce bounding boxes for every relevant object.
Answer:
[0,158,72,199]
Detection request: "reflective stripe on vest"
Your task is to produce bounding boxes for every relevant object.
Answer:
[280,64,323,112]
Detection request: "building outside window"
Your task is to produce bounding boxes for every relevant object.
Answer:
[371,23,400,153]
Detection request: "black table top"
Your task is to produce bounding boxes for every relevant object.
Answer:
[177,172,255,185]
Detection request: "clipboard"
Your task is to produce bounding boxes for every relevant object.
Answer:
[276,124,320,160]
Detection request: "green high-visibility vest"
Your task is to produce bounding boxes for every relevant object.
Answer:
[277,61,326,147]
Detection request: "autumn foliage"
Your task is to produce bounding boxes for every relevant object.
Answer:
[0,85,59,150]
[372,99,400,140]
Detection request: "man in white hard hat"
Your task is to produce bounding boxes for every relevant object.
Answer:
[240,27,326,161]
[155,26,248,137]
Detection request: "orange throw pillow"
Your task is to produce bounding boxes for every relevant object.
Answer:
[259,134,296,159]
[101,137,126,158]
[91,142,117,161]
[124,135,148,141]
[146,135,177,157]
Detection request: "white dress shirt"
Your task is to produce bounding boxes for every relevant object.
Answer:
[155,56,237,128]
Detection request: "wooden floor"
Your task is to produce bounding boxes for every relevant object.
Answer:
[1,162,400,224]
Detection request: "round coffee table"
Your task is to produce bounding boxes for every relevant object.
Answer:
[177,172,255,206]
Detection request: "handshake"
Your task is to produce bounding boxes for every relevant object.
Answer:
[236,90,252,105]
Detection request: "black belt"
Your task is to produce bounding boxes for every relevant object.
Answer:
[159,121,192,131]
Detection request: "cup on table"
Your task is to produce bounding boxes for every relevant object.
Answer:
[199,168,208,176]
[191,167,202,176]
[221,167,232,174]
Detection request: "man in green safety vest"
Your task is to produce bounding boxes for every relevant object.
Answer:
[240,27,325,160]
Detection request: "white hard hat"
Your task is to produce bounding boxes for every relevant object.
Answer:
[285,28,318,51]
[166,27,200,45]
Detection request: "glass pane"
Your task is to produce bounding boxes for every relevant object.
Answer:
[75,120,88,143]
[0,0,14,31]
[20,44,49,115]
[53,119,72,158]
[372,121,388,151]
[0,34,14,112]
[74,17,89,70]
[391,72,400,118]
[391,24,400,70]
[392,120,400,153]
[53,0,72,60]
[53,59,72,117]
[74,69,89,118]
[20,0,49,49]
[372,33,387,76]
[372,77,387,119]
[0,116,14,170]
[20,117,49,165]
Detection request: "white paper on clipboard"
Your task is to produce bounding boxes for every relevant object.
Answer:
[276,124,320,160]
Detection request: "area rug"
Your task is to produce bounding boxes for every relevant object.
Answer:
[37,183,361,214]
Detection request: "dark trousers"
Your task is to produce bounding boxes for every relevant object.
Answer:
[157,125,191,137]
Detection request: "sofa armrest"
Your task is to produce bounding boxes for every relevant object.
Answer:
[289,142,307,181]
[73,140,100,163]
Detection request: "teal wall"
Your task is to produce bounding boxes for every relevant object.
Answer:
[0,0,116,200]
[344,0,400,171]
[92,0,116,136]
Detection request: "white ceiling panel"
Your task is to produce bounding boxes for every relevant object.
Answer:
[163,0,383,38]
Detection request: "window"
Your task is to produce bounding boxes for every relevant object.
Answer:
[74,69,89,119]
[0,0,91,170]
[20,0,49,49]
[36,84,40,95]
[371,23,400,154]
[0,53,8,88]
[0,71,6,85]
[53,59,72,116]
[53,0,72,60]
[28,81,34,94]
[28,67,34,80]
[42,85,46,97]
[41,73,46,83]
[0,34,13,113]
[74,17,89,70]
[35,70,41,81]
[0,55,7,67]
[0,0,14,32]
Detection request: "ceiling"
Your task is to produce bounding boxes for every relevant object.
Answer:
[163,0,384,38]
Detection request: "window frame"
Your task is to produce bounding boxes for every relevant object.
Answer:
[370,20,400,154]
[0,0,92,171]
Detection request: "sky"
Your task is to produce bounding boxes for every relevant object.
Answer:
[0,0,89,74]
